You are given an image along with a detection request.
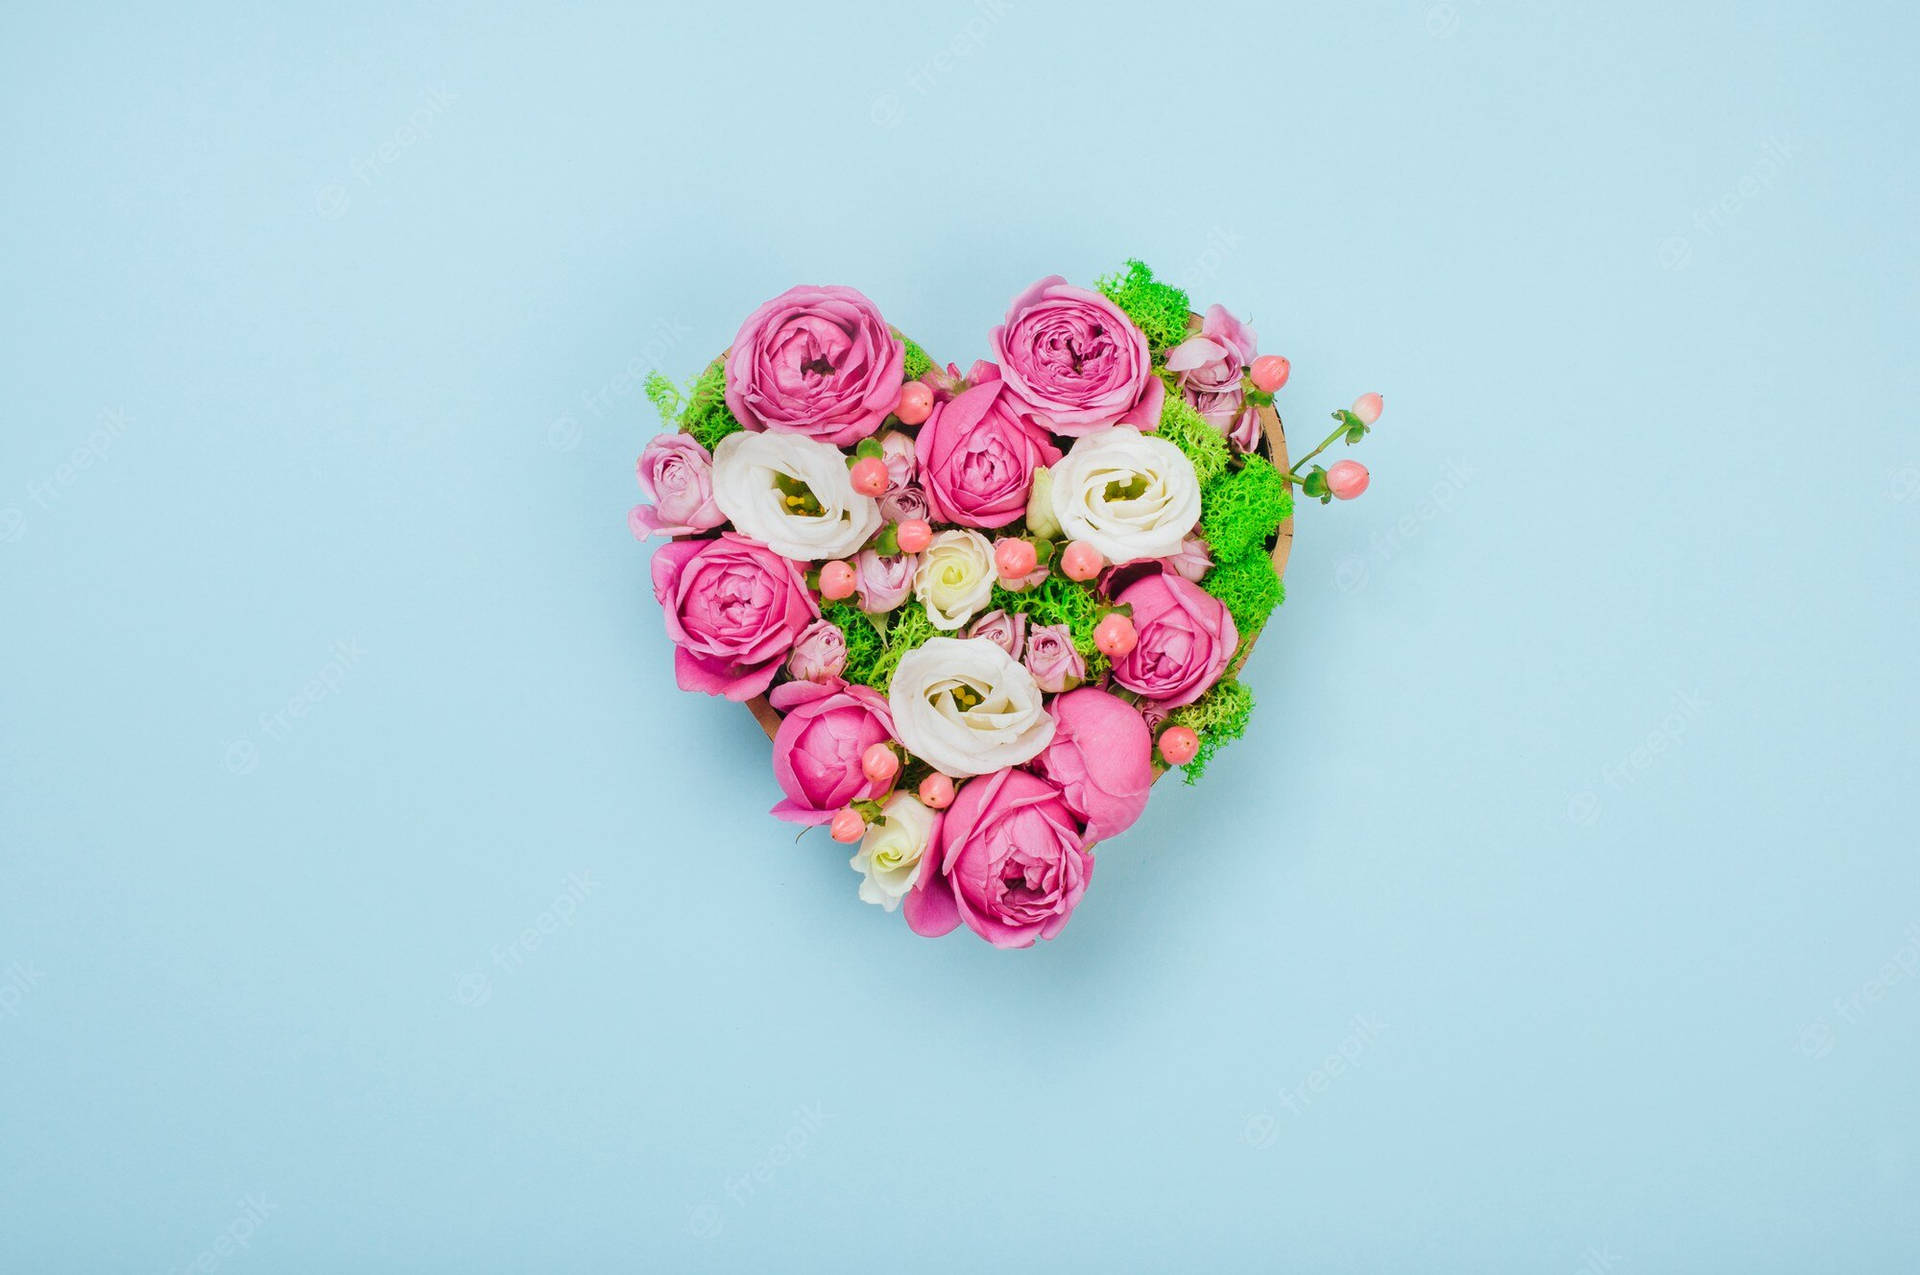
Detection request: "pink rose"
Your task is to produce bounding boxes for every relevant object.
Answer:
[878,484,931,525]
[966,609,1027,657]
[1022,623,1086,693]
[1165,304,1258,396]
[1158,535,1213,584]
[628,433,725,538]
[766,679,896,825]
[878,430,918,493]
[651,532,819,701]
[903,767,1093,948]
[724,285,905,448]
[855,549,916,614]
[914,379,1062,529]
[786,619,847,683]
[1031,688,1153,840]
[1109,571,1238,708]
[1227,400,1262,454]
[990,277,1164,436]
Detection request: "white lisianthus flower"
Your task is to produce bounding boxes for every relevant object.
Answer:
[888,637,1054,778]
[912,529,995,631]
[849,791,939,910]
[1048,427,1202,563]
[1024,466,1063,540]
[710,430,882,561]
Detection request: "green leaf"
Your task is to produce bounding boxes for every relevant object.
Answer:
[1302,466,1331,501]
[1345,424,1367,445]
[1031,537,1056,565]
[855,437,886,461]
[874,523,901,557]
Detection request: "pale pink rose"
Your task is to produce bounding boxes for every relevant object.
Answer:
[724,285,905,448]
[990,277,1163,436]
[903,767,1092,948]
[966,609,1027,657]
[915,379,1062,529]
[922,359,1002,405]
[878,430,918,493]
[855,549,916,614]
[1158,535,1213,583]
[1031,688,1153,840]
[785,619,847,683]
[1022,624,1086,693]
[628,433,725,538]
[1165,304,1258,395]
[1109,571,1238,708]
[1228,400,1262,454]
[878,484,931,524]
[651,533,819,701]
[766,679,896,826]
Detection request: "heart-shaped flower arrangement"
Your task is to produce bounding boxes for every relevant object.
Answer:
[634,261,1383,948]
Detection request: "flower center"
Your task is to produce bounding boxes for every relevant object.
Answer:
[772,471,823,517]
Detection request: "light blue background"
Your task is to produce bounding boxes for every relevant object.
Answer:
[4,2,1916,1270]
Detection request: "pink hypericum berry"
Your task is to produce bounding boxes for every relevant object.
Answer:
[895,518,932,553]
[1093,612,1137,658]
[1327,460,1370,500]
[819,559,858,599]
[994,538,1038,581]
[1249,355,1290,394]
[1060,540,1103,582]
[1157,726,1200,766]
[895,382,933,425]
[1351,392,1383,425]
[850,455,889,497]
[829,807,866,843]
[861,742,900,784]
[917,772,955,809]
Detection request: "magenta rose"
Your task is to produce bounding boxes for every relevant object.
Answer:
[903,767,1093,948]
[1031,688,1153,840]
[855,549,916,614]
[786,619,847,683]
[914,379,1062,528]
[1109,571,1238,708]
[651,532,819,701]
[1022,624,1086,693]
[990,276,1164,436]
[766,679,895,826]
[723,285,905,448]
[628,433,725,539]
[966,609,1027,657]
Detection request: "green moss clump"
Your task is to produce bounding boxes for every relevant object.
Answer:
[822,602,886,687]
[1201,549,1285,644]
[898,333,933,383]
[1096,259,1191,354]
[643,372,684,424]
[1156,393,1230,486]
[1200,454,1293,563]
[861,601,939,695]
[1167,678,1255,784]
[679,361,745,451]
[990,575,1110,679]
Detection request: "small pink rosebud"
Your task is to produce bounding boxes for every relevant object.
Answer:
[894,518,932,554]
[1326,460,1370,500]
[1351,392,1383,425]
[1157,726,1200,766]
[1093,612,1137,658]
[993,537,1038,582]
[861,742,900,785]
[849,455,889,497]
[819,559,858,600]
[1060,540,1103,582]
[917,772,955,809]
[829,807,866,843]
[895,381,933,425]
[1250,355,1291,394]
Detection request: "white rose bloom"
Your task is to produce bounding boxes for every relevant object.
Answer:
[710,430,882,561]
[888,637,1054,778]
[1048,427,1202,563]
[849,791,938,911]
[912,529,995,631]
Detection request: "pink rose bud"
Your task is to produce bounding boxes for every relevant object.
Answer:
[849,455,889,497]
[1061,540,1104,582]
[819,559,858,600]
[829,807,866,843]
[855,549,915,614]
[895,381,934,425]
[1351,392,1383,425]
[1023,624,1087,694]
[1327,460,1370,500]
[894,518,932,554]
[879,430,918,491]
[966,609,1027,657]
[785,619,848,683]
[994,537,1038,581]
[917,772,955,809]
[1094,612,1138,658]
[1250,355,1290,394]
[1157,725,1200,766]
[861,742,900,784]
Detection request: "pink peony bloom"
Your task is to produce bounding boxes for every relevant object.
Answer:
[855,549,916,614]
[1109,571,1238,708]
[766,679,896,826]
[785,619,847,683]
[1022,624,1087,693]
[651,532,819,701]
[903,767,1093,948]
[914,379,1063,529]
[628,432,725,538]
[966,609,1027,658]
[990,277,1163,436]
[1031,688,1153,840]
[723,285,905,448]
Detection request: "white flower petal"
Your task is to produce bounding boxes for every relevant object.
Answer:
[711,431,882,560]
[1049,427,1201,563]
[888,637,1054,778]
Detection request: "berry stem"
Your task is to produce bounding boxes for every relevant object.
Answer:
[1282,420,1352,484]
